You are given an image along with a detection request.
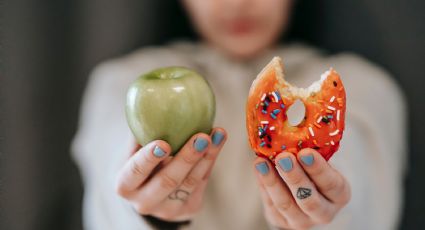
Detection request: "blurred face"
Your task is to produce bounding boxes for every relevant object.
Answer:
[182,0,292,59]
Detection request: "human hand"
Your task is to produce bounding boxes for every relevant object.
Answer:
[254,148,351,229]
[116,128,227,221]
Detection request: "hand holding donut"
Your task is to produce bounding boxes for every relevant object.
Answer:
[247,57,350,228]
[253,148,351,229]
[115,128,227,221]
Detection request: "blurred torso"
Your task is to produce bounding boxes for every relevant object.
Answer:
[72,41,406,230]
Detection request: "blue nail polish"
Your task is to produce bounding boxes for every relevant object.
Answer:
[255,162,269,175]
[153,146,165,157]
[278,157,293,172]
[194,138,208,152]
[212,131,224,146]
[301,155,314,166]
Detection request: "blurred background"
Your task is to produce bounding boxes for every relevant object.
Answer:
[2,0,424,229]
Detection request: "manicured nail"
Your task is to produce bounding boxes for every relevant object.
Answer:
[153,145,165,157]
[278,157,293,172]
[194,138,209,152]
[300,154,314,166]
[255,162,269,175]
[212,131,224,146]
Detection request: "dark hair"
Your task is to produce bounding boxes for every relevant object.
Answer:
[152,1,198,44]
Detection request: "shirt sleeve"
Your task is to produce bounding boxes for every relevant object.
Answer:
[70,61,154,230]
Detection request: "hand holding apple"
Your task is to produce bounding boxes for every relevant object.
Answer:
[118,67,226,222]
[116,128,227,221]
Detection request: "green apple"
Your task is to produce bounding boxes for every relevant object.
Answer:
[126,67,215,155]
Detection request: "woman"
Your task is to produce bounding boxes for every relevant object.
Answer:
[72,0,407,229]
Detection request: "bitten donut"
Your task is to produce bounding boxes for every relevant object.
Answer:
[246,57,346,161]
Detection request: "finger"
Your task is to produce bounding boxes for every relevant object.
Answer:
[257,180,289,228]
[253,157,311,228]
[130,143,142,155]
[116,141,171,197]
[159,156,173,167]
[191,128,227,182]
[192,128,227,182]
[297,148,351,205]
[176,128,227,195]
[152,156,173,176]
[183,179,209,214]
[135,133,211,210]
[210,127,227,150]
[275,152,336,224]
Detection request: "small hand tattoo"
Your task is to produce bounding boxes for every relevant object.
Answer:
[168,189,190,202]
[296,187,312,199]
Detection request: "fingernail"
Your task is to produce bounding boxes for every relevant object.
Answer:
[300,154,314,166]
[212,131,224,146]
[278,157,293,172]
[255,162,269,175]
[153,145,165,157]
[194,138,209,152]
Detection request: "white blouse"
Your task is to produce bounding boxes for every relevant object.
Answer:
[71,41,407,230]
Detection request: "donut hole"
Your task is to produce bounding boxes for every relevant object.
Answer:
[287,99,306,127]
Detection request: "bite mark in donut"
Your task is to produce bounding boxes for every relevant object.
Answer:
[246,57,346,161]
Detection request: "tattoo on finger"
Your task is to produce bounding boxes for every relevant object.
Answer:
[296,187,312,199]
[168,189,190,202]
